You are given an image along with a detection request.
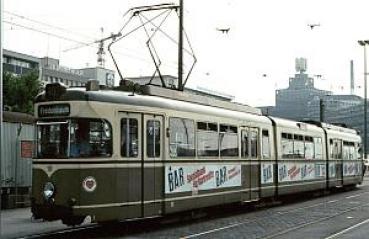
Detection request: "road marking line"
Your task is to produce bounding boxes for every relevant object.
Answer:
[182,191,368,238]
[346,194,361,199]
[327,200,338,203]
[324,218,369,239]
[182,222,245,239]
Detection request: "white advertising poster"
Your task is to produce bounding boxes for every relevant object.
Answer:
[278,163,319,182]
[165,164,241,194]
[343,162,361,176]
[261,163,274,184]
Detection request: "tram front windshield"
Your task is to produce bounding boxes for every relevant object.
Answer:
[36,118,112,158]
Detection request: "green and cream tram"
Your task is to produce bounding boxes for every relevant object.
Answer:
[31,82,363,225]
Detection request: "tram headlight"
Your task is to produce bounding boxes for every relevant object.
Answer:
[43,182,55,199]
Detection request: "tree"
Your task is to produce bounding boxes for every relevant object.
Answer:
[3,71,43,114]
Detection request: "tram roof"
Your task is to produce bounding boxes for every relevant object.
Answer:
[3,111,34,124]
[269,116,359,136]
[35,84,267,121]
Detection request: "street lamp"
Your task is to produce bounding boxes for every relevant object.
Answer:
[358,40,369,160]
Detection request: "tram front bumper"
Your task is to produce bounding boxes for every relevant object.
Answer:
[31,198,74,221]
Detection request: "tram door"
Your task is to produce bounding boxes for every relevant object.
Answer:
[119,112,142,219]
[142,114,164,217]
[329,139,343,187]
[249,128,260,200]
[241,127,260,201]
[241,127,251,202]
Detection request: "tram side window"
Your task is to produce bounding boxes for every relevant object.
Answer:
[343,142,349,160]
[262,130,270,159]
[169,118,195,158]
[354,143,359,160]
[293,134,304,158]
[314,137,323,159]
[350,143,356,160]
[250,129,258,158]
[305,136,314,160]
[37,122,69,158]
[330,139,342,159]
[69,119,112,158]
[241,129,249,158]
[343,142,355,160]
[197,122,219,157]
[121,118,138,158]
[220,125,238,157]
[330,139,334,159]
[282,133,293,158]
[147,120,161,157]
[337,140,342,159]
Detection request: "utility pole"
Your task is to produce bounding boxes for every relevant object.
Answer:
[319,98,325,122]
[178,0,183,91]
[0,0,3,224]
[358,40,369,160]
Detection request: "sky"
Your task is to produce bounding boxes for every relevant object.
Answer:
[3,0,369,107]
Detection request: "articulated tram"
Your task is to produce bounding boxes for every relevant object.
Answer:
[31,82,363,226]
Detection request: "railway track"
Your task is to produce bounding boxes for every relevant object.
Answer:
[181,187,369,239]
[18,223,100,239]
[15,184,369,239]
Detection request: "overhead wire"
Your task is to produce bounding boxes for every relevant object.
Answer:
[3,20,92,47]
[3,11,181,72]
[4,10,96,41]
[3,19,179,69]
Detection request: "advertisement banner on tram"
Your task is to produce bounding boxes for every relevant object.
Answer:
[165,164,241,194]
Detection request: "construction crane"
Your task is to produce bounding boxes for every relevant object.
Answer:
[63,28,121,68]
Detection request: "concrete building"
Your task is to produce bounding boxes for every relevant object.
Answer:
[3,49,115,87]
[40,57,88,87]
[80,67,115,87]
[3,49,40,76]
[260,58,369,154]
[126,75,178,88]
[270,58,332,120]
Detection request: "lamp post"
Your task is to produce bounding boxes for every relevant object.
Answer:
[358,40,369,160]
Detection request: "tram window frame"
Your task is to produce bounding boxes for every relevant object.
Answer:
[262,130,270,159]
[250,128,259,158]
[293,134,304,159]
[120,118,139,158]
[197,121,219,157]
[281,132,293,158]
[337,140,342,159]
[37,121,69,159]
[329,139,334,159]
[304,136,314,160]
[219,124,239,157]
[146,120,161,158]
[42,117,114,159]
[355,143,360,160]
[169,117,195,158]
[314,137,323,159]
[330,139,342,159]
[241,128,249,158]
[343,141,355,160]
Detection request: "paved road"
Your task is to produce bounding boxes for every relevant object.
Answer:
[2,177,369,239]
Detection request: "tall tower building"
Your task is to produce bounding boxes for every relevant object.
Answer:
[272,58,332,120]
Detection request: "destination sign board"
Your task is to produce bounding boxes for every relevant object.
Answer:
[38,104,70,117]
